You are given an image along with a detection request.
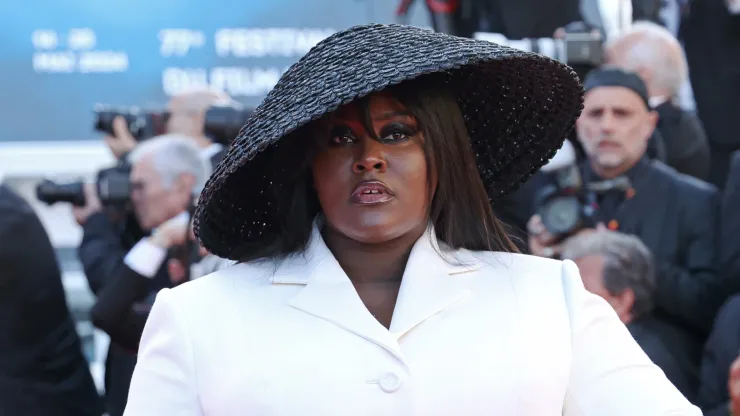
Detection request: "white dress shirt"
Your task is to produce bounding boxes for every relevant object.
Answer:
[729,0,740,14]
[660,0,682,36]
[123,211,191,278]
[598,0,632,40]
[124,224,700,415]
[200,142,223,163]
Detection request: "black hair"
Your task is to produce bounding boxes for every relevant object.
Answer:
[235,74,519,263]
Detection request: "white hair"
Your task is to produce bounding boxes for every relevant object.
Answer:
[128,134,211,196]
[606,20,688,96]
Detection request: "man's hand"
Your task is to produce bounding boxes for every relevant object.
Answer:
[103,116,137,159]
[148,213,190,249]
[527,215,563,258]
[728,0,740,13]
[167,258,188,285]
[71,183,103,225]
[729,355,740,415]
[527,215,607,258]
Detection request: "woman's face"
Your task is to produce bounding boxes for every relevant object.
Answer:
[311,93,434,244]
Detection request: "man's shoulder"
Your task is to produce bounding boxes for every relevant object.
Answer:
[648,160,717,197]
[0,185,44,238]
[0,184,34,217]
[714,294,740,327]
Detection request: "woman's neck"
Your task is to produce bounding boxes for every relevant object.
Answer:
[321,224,426,285]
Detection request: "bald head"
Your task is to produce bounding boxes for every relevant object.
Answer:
[604,21,688,99]
[166,89,232,144]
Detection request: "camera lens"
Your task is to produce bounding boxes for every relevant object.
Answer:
[36,179,86,207]
[540,196,582,235]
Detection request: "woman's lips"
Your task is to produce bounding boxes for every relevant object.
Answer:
[350,181,395,205]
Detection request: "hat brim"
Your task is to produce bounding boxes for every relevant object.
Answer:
[195,24,583,260]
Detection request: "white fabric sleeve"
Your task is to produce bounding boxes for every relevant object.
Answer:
[123,288,203,415]
[560,260,702,415]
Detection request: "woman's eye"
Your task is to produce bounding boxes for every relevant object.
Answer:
[331,133,355,144]
[329,127,355,145]
[379,124,416,142]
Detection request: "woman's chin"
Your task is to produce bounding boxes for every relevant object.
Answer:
[342,222,426,246]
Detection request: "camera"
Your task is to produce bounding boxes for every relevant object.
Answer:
[474,20,604,79]
[559,21,604,67]
[94,105,169,141]
[533,141,596,238]
[93,101,252,146]
[204,102,253,145]
[36,164,132,207]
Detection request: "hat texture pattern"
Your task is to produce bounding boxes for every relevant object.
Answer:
[195,23,583,260]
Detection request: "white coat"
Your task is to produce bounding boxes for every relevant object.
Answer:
[124,225,701,415]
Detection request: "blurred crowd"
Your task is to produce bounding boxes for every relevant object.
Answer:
[1,0,739,415]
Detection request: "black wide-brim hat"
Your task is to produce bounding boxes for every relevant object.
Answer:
[195,23,583,260]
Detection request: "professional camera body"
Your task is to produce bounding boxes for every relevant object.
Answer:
[558,21,604,67]
[93,101,252,145]
[533,141,597,239]
[94,105,169,141]
[474,21,604,81]
[36,163,132,208]
[40,101,252,210]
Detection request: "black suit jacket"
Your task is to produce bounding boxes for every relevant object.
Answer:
[696,295,740,416]
[88,146,226,351]
[682,0,740,149]
[628,313,699,401]
[632,0,663,22]
[655,101,711,181]
[90,263,160,352]
[721,151,740,293]
[78,212,171,416]
[610,160,723,336]
[476,0,581,39]
[0,184,104,416]
[565,160,721,403]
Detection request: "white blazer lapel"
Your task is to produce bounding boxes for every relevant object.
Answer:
[279,225,478,365]
[389,230,477,339]
[283,227,405,364]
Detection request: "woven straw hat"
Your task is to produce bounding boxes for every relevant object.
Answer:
[194,23,583,259]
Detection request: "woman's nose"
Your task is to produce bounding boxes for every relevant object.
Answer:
[352,140,387,174]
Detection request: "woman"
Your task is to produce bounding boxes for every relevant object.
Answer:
[124,24,699,415]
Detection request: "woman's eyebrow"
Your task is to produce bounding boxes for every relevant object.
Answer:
[373,110,413,121]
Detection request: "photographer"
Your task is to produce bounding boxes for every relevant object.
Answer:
[604,20,710,181]
[529,68,722,340]
[103,89,232,169]
[73,134,210,416]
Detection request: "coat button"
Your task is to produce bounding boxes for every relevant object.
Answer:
[379,373,401,393]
